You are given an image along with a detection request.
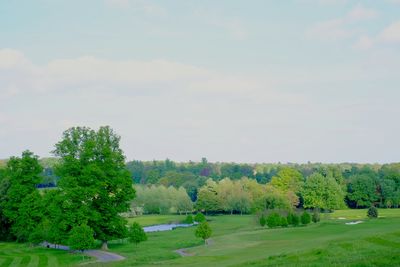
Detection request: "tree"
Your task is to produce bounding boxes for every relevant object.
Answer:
[194,212,206,223]
[300,211,311,225]
[0,151,43,241]
[367,206,378,218]
[302,173,345,210]
[68,224,95,252]
[347,174,378,208]
[196,179,220,214]
[270,168,303,193]
[128,222,147,245]
[195,222,212,245]
[53,126,136,250]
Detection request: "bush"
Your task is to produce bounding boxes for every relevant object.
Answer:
[128,222,147,245]
[194,213,206,223]
[367,206,378,218]
[287,212,293,225]
[266,212,281,228]
[280,216,288,227]
[184,215,194,224]
[312,209,321,223]
[301,211,311,225]
[259,215,267,227]
[290,213,300,226]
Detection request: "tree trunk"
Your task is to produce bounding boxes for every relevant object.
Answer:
[101,240,108,250]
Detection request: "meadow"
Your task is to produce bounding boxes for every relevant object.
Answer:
[1,209,400,267]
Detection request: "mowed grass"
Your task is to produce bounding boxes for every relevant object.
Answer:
[107,210,400,267]
[0,243,89,267]
[3,209,400,267]
[126,214,186,226]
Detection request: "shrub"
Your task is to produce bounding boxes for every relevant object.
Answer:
[291,213,300,226]
[266,212,281,228]
[184,215,194,224]
[367,206,378,218]
[259,215,267,227]
[194,213,206,223]
[312,209,321,223]
[301,211,311,225]
[128,222,148,245]
[280,216,288,227]
[287,212,293,225]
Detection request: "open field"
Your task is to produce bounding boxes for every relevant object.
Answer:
[2,209,400,266]
[0,243,90,267]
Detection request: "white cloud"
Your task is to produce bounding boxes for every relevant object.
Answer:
[353,35,374,50]
[379,21,400,44]
[307,5,378,41]
[347,5,378,21]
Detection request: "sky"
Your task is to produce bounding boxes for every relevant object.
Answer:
[1,0,400,163]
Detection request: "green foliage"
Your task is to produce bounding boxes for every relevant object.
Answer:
[302,173,345,210]
[128,222,147,245]
[347,174,378,208]
[270,168,303,194]
[194,212,206,223]
[259,215,267,227]
[68,224,95,251]
[301,211,311,225]
[279,216,288,227]
[266,212,281,228]
[367,206,378,218]
[53,126,136,248]
[132,185,192,214]
[287,213,300,226]
[312,209,321,223]
[0,151,43,242]
[183,215,194,224]
[195,222,212,244]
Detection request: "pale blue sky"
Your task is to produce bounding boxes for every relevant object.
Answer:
[1,0,400,163]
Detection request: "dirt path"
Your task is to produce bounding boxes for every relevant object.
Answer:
[84,250,125,262]
[175,248,194,257]
[42,242,125,263]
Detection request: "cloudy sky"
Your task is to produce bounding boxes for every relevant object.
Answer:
[1,0,400,163]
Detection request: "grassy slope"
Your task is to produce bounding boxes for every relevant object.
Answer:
[0,243,89,267]
[109,210,400,267]
[2,210,400,267]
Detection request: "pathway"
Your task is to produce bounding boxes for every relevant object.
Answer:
[41,242,125,263]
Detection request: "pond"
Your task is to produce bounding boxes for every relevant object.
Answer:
[143,223,196,232]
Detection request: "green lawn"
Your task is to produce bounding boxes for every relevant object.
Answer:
[2,209,400,266]
[0,242,91,267]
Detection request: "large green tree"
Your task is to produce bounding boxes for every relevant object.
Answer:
[302,173,345,210]
[0,151,43,242]
[347,174,378,208]
[53,126,135,250]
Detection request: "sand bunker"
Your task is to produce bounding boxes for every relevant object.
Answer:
[345,221,363,225]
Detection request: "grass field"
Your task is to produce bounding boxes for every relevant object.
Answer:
[1,209,400,266]
[0,243,89,267]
